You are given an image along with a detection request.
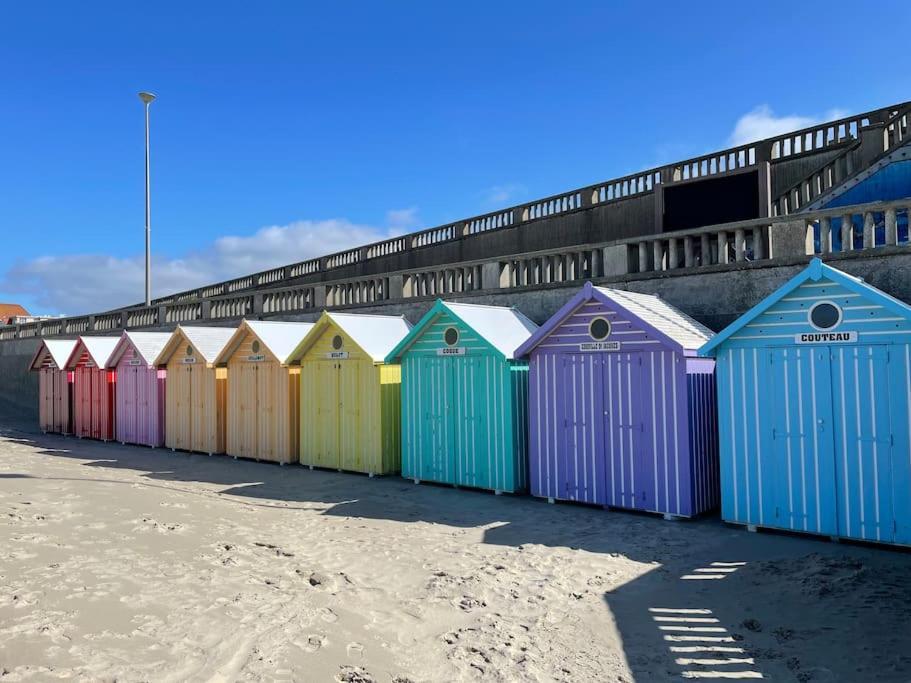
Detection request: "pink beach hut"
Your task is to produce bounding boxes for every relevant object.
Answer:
[106,331,171,447]
[29,339,78,434]
[64,336,120,441]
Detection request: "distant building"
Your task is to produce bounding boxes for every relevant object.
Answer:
[0,304,31,326]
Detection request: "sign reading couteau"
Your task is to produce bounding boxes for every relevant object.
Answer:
[580,341,621,352]
[437,347,466,356]
[795,331,858,344]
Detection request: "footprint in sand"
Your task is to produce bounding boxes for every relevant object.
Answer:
[302,634,325,653]
[318,607,339,623]
[346,642,365,658]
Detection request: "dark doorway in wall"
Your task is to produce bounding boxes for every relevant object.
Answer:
[663,170,760,232]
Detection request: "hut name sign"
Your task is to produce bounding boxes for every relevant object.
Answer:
[247,354,266,362]
[580,341,621,352]
[437,347,466,356]
[326,351,349,359]
[181,357,196,364]
[795,331,858,344]
[127,359,143,366]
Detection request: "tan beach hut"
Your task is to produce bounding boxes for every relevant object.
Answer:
[215,319,314,464]
[29,339,78,434]
[154,325,236,455]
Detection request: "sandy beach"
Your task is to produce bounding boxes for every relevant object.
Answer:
[0,417,909,682]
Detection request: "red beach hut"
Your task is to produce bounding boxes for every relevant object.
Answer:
[64,336,120,441]
[29,339,78,434]
[106,331,171,447]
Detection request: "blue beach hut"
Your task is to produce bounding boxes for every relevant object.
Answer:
[699,258,911,546]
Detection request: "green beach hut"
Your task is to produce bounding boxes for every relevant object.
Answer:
[385,300,538,494]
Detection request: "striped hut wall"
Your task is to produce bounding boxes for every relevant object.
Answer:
[528,298,702,515]
[378,364,402,475]
[226,331,299,463]
[888,343,911,546]
[71,348,115,441]
[716,273,911,545]
[115,344,166,447]
[297,322,392,475]
[399,309,524,492]
[509,363,530,493]
[686,358,720,515]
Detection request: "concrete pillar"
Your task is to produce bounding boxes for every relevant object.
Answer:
[885,208,898,246]
[602,245,628,277]
[863,211,875,249]
[768,220,812,259]
[313,286,327,309]
[841,214,854,252]
[668,238,679,269]
[652,240,664,271]
[388,275,404,300]
[752,226,764,260]
[819,217,832,254]
[717,231,729,265]
[638,242,648,273]
[699,234,710,266]
[683,237,694,268]
[734,229,746,262]
[481,262,502,290]
[157,305,168,325]
[590,249,602,278]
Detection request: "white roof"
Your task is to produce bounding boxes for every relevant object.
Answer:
[594,287,714,351]
[40,339,78,369]
[444,301,538,359]
[111,331,173,366]
[246,320,315,363]
[175,326,237,364]
[324,312,413,362]
[72,336,120,368]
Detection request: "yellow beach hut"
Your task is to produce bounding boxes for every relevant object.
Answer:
[154,325,237,455]
[287,312,412,476]
[215,319,314,464]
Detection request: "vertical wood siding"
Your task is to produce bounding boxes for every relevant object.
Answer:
[299,324,402,475]
[164,338,226,455]
[225,332,299,464]
[38,368,72,434]
[399,310,527,492]
[114,344,165,447]
[527,297,717,517]
[72,348,115,441]
[714,273,911,546]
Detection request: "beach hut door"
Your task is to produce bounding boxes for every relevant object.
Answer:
[559,355,604,504]
[829,346,895,543]
[421,356,455,482]
[769,348,839,536]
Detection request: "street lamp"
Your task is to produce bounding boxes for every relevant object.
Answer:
[138,91,156,306]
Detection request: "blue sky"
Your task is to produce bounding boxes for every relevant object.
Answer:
[0,1,908,315]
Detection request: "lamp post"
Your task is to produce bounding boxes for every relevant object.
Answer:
[138,91,156,306]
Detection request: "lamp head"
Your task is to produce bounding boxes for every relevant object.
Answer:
[138,92,157,105]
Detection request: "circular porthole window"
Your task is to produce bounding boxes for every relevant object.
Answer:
[809,301,842,330]
[251,340,261,353]
[332,334,344,350]
[185,344,193,356]
[444,327,460,346]
[589,317,612,341]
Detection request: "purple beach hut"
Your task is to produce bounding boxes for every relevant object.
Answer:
[514,282,720,518]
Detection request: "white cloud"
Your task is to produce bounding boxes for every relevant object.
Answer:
[728,105,849,146]
[1,217,407,316]
[480,183,527,207]
[385,206,420,230]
